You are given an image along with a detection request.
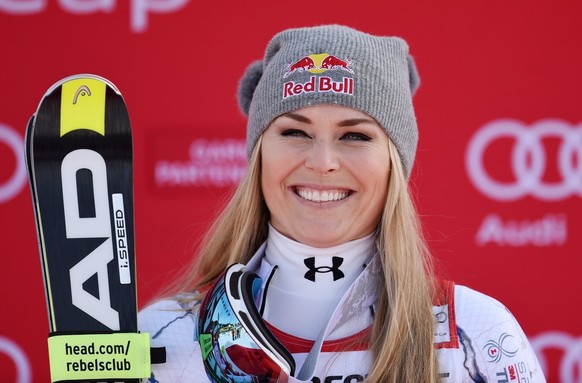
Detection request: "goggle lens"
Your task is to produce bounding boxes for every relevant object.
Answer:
[198,269,289,383]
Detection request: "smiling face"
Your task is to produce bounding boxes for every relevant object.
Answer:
[260,104,391,248]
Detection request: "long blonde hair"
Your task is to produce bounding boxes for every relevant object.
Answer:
[367,140,438,382]
[173,136,438,382]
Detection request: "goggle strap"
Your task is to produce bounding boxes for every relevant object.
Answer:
[295,323,327,380]
[240,271,297,375]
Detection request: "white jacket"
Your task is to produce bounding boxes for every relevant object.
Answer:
[139,246,545,383]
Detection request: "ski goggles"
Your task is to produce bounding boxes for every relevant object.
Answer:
[197,264,296,383]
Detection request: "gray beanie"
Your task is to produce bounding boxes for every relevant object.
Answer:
[237,24,420,177]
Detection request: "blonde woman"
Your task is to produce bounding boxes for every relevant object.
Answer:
[139,25,545,383]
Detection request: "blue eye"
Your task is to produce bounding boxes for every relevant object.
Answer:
[342,132,371,141]
[281,129,309,137]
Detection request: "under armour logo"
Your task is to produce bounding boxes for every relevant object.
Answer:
[303,257,345,282]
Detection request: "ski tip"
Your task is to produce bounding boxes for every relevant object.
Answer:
[44,74,121,95]
[35,74,125,116]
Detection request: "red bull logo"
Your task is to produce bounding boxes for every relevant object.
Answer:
[283,76,354,98]
[282,53,354,99]
[283,53,353,77]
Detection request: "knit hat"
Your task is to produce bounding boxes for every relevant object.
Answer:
[237,24,420,177]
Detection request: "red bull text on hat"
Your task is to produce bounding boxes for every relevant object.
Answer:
[238,25,421,177]
[283,53,354,99]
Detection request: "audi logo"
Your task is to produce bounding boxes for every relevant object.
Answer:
[0,336,31,383]
[0,123,26,203]
[465,119,582,201]
[530,331,582,383]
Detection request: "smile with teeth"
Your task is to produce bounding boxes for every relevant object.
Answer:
[295,187,350,202]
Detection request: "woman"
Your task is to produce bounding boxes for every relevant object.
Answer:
[139,25,545,383]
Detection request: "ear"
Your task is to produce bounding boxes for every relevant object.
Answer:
[237,60,263,116]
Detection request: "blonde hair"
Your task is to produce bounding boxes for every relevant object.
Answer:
[173,137,438,382]
[366,140,438,382]
[172,136,269,300]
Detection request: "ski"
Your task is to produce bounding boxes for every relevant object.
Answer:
[26,74,150,382]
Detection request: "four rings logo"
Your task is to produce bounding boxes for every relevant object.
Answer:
[530,331,582,382]
[0,123,26,204]
[0,336,31,383]
[466,119,582,201]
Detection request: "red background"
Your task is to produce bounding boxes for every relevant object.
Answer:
[1,1,581,382]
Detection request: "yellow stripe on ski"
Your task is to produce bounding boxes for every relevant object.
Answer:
[60,78,106,137]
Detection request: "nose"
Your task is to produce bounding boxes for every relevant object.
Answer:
[305,140,340,175]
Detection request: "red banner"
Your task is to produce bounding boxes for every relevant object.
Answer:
[1,1,581,381]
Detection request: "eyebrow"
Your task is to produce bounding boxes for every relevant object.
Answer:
[283,112,377,127]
